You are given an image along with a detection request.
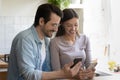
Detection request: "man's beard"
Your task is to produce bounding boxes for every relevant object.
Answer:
[44,30,56,38]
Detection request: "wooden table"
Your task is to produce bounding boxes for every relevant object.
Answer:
[0,54,8,80]
[0,71,7,80]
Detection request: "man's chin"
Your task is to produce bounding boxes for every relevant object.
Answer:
[46,34,53,38]
[45,32,56,38]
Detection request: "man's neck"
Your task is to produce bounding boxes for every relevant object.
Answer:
[36,26,44,40]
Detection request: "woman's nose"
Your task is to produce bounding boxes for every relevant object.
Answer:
[71,26,76,30]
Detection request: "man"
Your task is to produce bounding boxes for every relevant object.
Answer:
[7,3,81,80]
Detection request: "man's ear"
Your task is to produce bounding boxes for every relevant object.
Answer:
[39,17,44,25]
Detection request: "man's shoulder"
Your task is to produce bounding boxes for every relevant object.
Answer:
[13,27,33,42]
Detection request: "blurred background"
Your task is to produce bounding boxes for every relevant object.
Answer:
[0,0,120,71]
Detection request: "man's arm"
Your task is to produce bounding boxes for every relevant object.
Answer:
[41,62,81,79]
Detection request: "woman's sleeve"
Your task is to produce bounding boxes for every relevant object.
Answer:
[50,38,61,71]
[84,36,92,68]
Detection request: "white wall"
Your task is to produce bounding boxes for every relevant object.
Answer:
[0,0,47,54]
[0,0,1,14]
[83,0,120,70]
[83,0,110,70]
[0,0,47,16]
[109,0,120,64]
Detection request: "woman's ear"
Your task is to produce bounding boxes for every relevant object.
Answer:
[39,17,44,25]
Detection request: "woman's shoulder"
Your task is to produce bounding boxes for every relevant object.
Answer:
[78,34,88,39]
[50,36,63,43]
[51,36,61,40]
[77,34,90,44]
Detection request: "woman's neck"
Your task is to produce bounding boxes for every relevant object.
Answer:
[63,34,76,42]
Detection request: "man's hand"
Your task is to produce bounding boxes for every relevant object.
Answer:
[62,62,81,78]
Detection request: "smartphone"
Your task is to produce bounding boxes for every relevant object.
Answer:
[87,62,97,69]
[70,58,82,68]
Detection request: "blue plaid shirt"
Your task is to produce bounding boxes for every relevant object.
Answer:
[7,25,51,80]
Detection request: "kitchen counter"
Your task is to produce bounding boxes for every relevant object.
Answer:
[93,70,120,80]
[0,60,8,68]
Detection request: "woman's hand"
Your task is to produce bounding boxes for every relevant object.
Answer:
[86,69,95,79]
[78,69,87,80]
[75,68,95,80]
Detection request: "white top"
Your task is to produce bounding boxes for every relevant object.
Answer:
[40,39,46,67]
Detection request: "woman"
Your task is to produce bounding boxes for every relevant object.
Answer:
[50,9,95,79]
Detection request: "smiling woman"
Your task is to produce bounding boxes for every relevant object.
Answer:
[50,8,95,80]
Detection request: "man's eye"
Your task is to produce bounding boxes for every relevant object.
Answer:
[53,24,57,26]
[52,23,60,27]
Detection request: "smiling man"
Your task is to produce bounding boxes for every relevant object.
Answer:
[7,3,81,80]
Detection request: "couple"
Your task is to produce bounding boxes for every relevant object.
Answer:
[7,3,95,80]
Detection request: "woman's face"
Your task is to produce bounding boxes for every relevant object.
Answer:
[63,18,79,36]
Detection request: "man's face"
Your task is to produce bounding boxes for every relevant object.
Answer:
[42,13,61,38]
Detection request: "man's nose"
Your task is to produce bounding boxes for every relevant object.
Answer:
[53,27,58,32]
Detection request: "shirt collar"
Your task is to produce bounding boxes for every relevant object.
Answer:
[31,25,41,43]
[31,25,50,45]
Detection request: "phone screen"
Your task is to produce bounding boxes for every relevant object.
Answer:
[70,58,82,68]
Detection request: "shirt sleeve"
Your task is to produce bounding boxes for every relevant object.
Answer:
[50,38,61,71]
[15,37,42,80]
[84,35,92,68]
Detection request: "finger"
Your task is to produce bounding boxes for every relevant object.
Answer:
[80,67,84,71]
[92,68,96,71]
[73,62,81,68]
[86,68,95,72]
[63,64,70,71]
[66,62,74,68]
[70,62,82,77]
[71,62,81,72]
[79,73,87,80]
[63,62,76,74]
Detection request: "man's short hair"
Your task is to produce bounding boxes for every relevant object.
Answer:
[34,3,63,27]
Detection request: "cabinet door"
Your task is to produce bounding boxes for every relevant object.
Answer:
[0,71,7,80]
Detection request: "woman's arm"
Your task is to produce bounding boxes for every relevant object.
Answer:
[50,38,61,70]
[84,36,92,68]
